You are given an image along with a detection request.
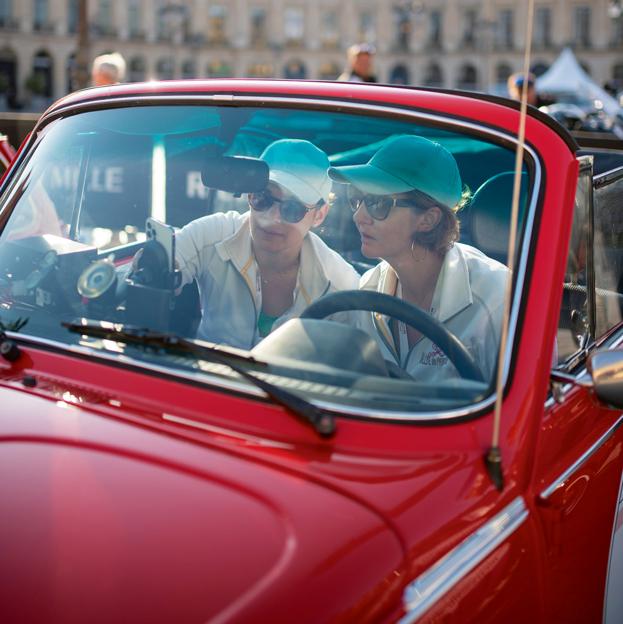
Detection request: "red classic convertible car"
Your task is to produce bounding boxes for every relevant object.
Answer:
[0,79,622,623]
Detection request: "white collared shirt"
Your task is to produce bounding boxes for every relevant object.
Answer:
[358,243,509,382]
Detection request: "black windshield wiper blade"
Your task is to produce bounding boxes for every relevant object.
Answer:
[63,319,335,437]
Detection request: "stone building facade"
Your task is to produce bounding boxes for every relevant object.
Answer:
[0,0,622,110]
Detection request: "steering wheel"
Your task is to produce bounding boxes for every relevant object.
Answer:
[300,290,485,382]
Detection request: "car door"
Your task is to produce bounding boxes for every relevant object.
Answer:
[534,155,623,623]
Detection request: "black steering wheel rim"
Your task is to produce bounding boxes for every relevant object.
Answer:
[300,290,485,382]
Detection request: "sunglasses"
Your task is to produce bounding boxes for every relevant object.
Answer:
[348,190,414,221]
[248,190,321,224]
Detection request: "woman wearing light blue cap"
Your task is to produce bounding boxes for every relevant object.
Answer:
[328,134,508,381]
[175,139,359,349]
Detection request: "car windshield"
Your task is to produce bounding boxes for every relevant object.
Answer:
[0,103,532,417]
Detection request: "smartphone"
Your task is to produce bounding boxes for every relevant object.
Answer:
[145,217,176,275]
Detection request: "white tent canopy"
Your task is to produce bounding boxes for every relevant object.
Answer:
[536,47,621,117]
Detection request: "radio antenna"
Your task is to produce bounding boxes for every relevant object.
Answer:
[484,0,536,491]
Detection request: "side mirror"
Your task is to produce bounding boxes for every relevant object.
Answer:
[587,348,623,409]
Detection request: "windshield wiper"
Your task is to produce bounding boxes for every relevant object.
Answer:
[62,319,336,437]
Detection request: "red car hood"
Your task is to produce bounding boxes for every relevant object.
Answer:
[0,387,404,623]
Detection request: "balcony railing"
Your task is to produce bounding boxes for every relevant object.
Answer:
[33,21,56,34]
[206,36,230,48]
[532,39,554,51]
[128,30,146,41]
[284,38,305,49]
[91,24,118,38]
[0,17,20,31]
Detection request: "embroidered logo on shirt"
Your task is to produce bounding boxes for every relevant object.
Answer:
[419,343,448,367]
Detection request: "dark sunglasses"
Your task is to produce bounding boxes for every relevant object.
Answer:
[248,190,321,224]
[348,190,414,221]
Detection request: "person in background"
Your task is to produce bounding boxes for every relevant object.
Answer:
[506,72,550,108]
[337,43,377,83]
[174,139,360,349]
[91,52,126,86]
[328,134,508,382]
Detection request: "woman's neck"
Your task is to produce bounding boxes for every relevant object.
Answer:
[390,246,444,310]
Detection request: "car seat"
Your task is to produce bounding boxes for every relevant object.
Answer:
[466,170,529,265]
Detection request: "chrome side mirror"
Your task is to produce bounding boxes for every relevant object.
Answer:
[588,348,623,409]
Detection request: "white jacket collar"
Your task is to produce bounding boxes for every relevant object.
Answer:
[361,244,473,323]
[215,213,332,304]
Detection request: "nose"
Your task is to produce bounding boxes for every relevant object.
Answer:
[264,202,283,223]
[353,201,373,226]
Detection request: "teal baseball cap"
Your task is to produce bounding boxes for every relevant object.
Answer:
[260,139,332,205]
[328,134,463,208]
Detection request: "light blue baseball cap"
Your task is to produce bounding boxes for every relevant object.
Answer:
[260,139,332,205]
[328,134,463,208]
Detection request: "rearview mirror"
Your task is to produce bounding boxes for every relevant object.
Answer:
[202,156,269,195]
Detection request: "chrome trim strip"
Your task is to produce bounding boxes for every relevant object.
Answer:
[539,414,623,500]
[7,94,543,422]
[399,497,528,623]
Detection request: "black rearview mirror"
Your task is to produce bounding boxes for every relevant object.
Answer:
[201,156,269,195]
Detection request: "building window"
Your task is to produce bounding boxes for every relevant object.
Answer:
[423,62,443,87]
[574,6,591,48]
[283,59,306,78]
[613,63,623,88]
[611,10,623,47]
[462,8,478,48]
[0,47,18,102]
[31,49,53,97]
[127,0,142,39]
[94,0,114,37]
[0,0,12,23]
[128,56,146,82]
[156,57,174,80]
[533,7,551,48]
[250,7,268,45]
[66,52,76,92]
[320,10,339,49]
[428,9,443,49]
[181,59,196,79]
[247,62,273,78]
[358,11,376,44]
[207,59,233,77]
[393,4,411,51]
[33,0,49,30]
[67,0,78,34]
[496,9,513,49]
[208,5,226,44]
[495,62,512,88]
[284,7,304,46]
[389,64,410,85]
[318,61,340,80]
[457,63,478,91]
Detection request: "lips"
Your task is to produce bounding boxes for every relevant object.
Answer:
[257,225,287,239]
[358,230,376,243]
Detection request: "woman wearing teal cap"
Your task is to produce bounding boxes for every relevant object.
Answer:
[328,134,508,381]
[174,139,359,349]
